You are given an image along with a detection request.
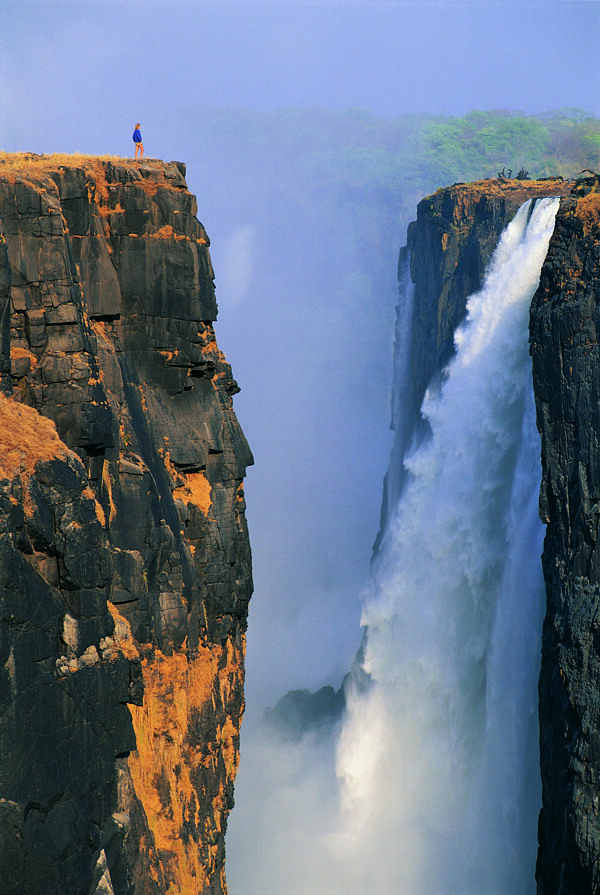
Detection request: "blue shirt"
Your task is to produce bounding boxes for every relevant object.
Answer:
[133,128,142,143]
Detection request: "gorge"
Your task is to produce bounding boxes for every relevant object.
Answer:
[229,175,600,895]
[410,176,600,894]
[0,156,599,895]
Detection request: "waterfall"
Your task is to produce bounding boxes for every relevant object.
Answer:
[375,257,416,546]
[336,197,560,894]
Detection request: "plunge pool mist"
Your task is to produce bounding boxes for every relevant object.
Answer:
[227,196,560,895]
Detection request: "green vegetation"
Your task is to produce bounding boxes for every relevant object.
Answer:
[193,107,599,249]
[198,107,600,182]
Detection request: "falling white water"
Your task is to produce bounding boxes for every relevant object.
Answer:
[376,258,416,542]
[336,197,560,895]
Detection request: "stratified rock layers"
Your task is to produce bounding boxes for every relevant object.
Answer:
[531,183,600,894]
[0,157,252,895]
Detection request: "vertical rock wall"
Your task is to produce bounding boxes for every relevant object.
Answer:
[530,179,600,894]
[0,156,252,895]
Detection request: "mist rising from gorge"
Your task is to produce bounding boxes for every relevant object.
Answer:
[180,108,599,710]
[179,111,594,893]
[225,188,560,895]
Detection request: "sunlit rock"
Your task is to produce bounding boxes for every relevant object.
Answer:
[0,155,253,895]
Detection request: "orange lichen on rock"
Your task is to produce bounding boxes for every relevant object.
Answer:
[158,448,177,482]
[158,350,179,363]
[173,472,212,516]
[82,486,106,527]
[136,178,160,198]
[10,346,38,366]
[101,461,117,524]
[127,640,244,895]
[573,189,600,234]
[152,225,187,241]
[136,384,149,415]
[106,603,141,662]
[0,392,70,483]
[89,163,110,207]
[201,340,228,368]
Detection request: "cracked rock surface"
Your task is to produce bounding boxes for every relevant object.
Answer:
[530,178,600,895]
[0,156,253,895]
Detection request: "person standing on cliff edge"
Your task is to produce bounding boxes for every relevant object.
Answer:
[133,123,143,159]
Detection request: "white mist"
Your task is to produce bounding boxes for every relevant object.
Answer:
[226,197,559,895]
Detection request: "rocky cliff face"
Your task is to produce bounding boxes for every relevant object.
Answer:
[404,175,600,893]
[405,178,572,413]
[530,179,600,894]
[0,155,252,895]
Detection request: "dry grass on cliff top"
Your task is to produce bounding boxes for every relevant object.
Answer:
[436,177,573,204]
[0,152,171,175]
[573,188,600,232]
[0,392,69,483]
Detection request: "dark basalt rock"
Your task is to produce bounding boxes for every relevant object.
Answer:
[0,157,253,895]
[530,181,600,894]
[0,440,137,895]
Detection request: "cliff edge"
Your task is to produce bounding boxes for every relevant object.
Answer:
[531,177,600,894]
[0,155,253,895]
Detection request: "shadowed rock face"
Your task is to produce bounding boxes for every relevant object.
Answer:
[406,178,573,417]
[0,156,253,895]
[530,179,600,895]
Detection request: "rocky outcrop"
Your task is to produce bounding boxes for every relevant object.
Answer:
[530,177,600,894]
[375,178,572,542]
[0,155,252,895]
[406,178,573,414]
